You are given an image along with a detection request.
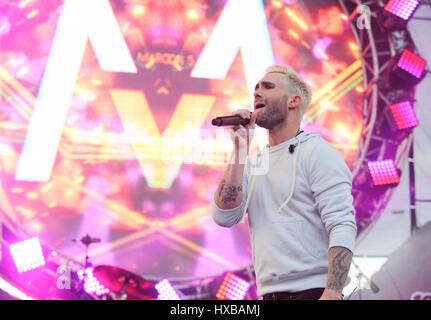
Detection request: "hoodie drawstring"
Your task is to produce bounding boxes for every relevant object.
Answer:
[241,134,302,223]
[278,135,302,213]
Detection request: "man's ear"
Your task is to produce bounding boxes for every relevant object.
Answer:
[288,95,301,109]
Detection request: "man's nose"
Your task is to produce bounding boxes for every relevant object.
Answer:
[254,90,262,99]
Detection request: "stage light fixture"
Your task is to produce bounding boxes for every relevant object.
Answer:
[77,267,110,296]
[9,237,46,273]
[155,279,181,300]
[382,48,427,90]
[388,100,419,130]
[380,0,420,30]
[216,272,250,300]
[397,48,427,79]
[367,160,400,186]
[384,0,420,20]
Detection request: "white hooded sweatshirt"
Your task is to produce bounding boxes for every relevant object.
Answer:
[212,131,357,297]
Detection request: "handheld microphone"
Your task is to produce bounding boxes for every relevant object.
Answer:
[212,114,251,126]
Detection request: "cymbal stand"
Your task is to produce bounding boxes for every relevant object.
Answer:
[72,234,99,299]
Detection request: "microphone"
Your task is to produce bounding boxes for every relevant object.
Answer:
[212,114,251,126]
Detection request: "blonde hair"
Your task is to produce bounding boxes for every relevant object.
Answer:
[265,65,312,123]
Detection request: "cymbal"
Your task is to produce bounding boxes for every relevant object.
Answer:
[93,265,158,300]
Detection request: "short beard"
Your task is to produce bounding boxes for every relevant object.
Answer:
[256,94,288,130]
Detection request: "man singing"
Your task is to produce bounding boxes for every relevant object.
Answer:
[212,65,357,300]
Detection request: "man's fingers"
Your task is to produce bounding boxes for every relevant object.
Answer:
[232,109,252,119]
[231,109,254,130]
[227,109,255,147]
[245,112,256,129]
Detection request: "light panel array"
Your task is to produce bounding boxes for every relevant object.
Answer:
[368,160,400,186]
[77,267,110,296]
[384,0,420,20]
[216,272,250,300]
[389,101,418,129]
[155,279,181,300]
[397,49,427,79]
[9,237,46,273]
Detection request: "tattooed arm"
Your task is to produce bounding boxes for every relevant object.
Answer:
[213,128,247,209]
[214,165,245,210]
[319,246,353,300]
[214,109,255,210]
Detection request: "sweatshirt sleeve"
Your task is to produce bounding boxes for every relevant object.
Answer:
[307,138,357,252]
[212,163,249,228]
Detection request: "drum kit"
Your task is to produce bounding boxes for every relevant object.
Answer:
[75,234,158,300]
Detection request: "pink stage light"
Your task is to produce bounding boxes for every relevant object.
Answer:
[384,0,420,20]
[397,49,427,79]
[9,237,46,273]
[155,279,181,300]
[216,272,250,300]
[77,268,110,296]
[368,160,400,186]
[389,101,418,130]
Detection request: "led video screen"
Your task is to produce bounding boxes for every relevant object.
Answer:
[0,0,363,278]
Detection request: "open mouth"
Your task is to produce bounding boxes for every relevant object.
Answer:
[255,103,266,110]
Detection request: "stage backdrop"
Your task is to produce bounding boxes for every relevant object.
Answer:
[0,0,363,279]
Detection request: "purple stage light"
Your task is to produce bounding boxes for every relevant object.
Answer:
[216,272,250,300]
[389,101,418,130]
[367,160,400,186]
[9,237,46,273]
[397,49,427,79]
[77,267,110,296]
[384,0,420,20]
[155,279,181,300]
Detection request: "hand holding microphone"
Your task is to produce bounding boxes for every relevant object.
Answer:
[215,109,256,156]
[211,110,255,128]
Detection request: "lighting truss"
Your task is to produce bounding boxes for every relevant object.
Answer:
[338,0,417,237]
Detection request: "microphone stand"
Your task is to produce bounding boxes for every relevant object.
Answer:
[72,234,100,299]
[350,259,380,300]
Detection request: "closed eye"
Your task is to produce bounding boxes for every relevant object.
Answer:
[255,81,275,91]
[262,82,275,89]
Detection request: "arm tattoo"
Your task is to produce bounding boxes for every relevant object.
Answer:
[326,246,353,293]
[217,179,243,203]
[217,179,226,198]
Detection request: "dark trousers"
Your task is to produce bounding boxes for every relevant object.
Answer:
[263,288,325,300]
